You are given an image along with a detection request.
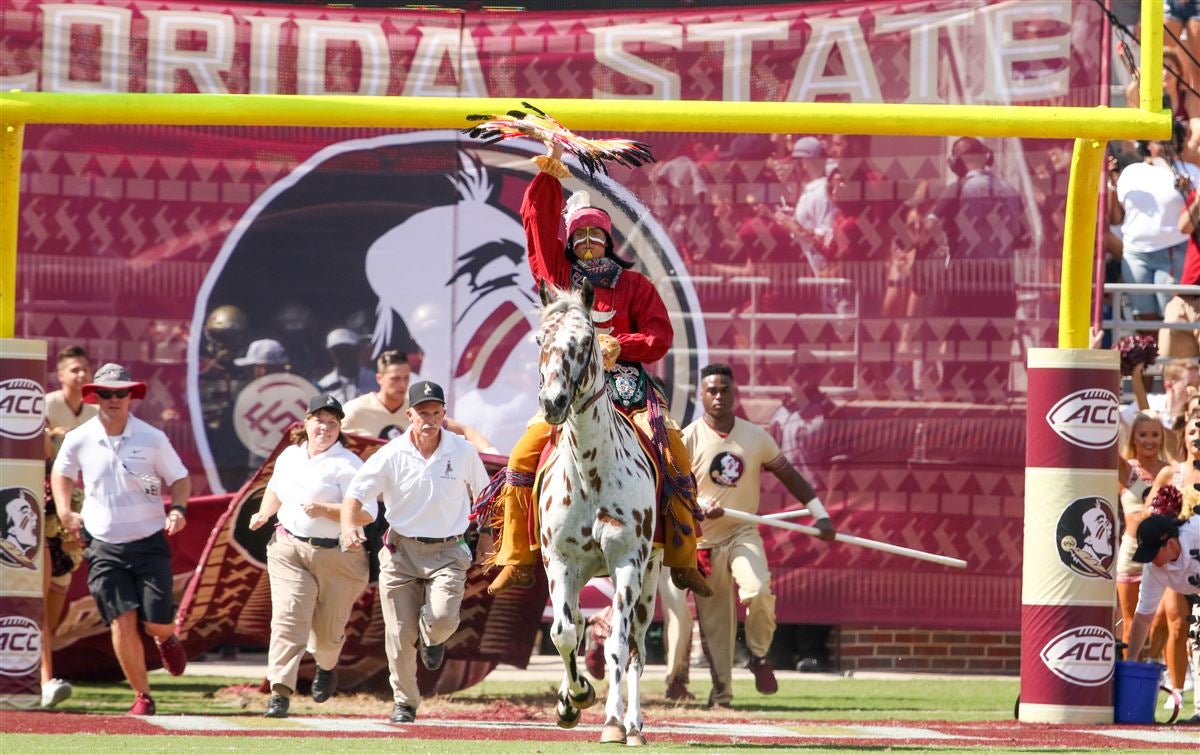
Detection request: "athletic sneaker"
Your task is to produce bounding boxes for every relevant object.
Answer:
[127,692,156,716]
[747,655,778,695]
[156,635,187,676]
[41,678,73,708]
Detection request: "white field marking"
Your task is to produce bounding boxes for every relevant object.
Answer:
[145,716,973,740]
[1079,728,1200,745]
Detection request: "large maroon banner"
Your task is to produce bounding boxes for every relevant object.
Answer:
[4,0,1106,630]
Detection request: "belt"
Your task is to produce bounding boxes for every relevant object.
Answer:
[409,534,461,544]
[278,525,339,549]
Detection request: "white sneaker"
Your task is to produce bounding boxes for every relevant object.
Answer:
[41,678,72,708]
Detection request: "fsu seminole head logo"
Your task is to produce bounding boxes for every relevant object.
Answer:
[709,451,745,487]
[1055,496,1116,580]
[189,133,705,492]
[0,487,41,571]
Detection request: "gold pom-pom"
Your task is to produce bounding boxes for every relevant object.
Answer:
[531,155,571,179]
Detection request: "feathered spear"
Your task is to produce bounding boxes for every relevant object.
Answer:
[462,101,655,176]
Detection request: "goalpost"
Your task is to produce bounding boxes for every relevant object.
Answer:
[0,1,1170,724]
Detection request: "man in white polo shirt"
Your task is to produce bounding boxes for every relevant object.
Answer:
[50,363,192,716]
[339,380,487,724]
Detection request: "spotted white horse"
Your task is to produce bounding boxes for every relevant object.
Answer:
[535,280,660,746]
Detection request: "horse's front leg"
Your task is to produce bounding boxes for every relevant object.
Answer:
[544,556,594,729]
[623,549,662,747]
[600,553,645,744]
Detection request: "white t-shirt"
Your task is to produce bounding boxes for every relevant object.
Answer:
[266,441,371,539]
[53,414,189,543]
[1116,161,1189,253]
[1134,517,1200,614]
[345,429,487,538]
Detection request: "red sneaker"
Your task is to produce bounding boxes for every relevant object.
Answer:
[157,635,187,676]
[127,692,156,716]
[747,655,778,695]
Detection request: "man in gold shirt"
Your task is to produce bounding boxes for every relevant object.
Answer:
[679,363,836,708]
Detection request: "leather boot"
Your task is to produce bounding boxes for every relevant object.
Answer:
[487,564,534,595]
[670,567,712,597]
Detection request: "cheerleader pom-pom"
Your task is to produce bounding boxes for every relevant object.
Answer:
[1149,483,1183,518]
[1116,334,1158,376]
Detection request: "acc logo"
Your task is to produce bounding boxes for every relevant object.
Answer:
[1045,389,1119,449]
[233,373,317,458]
[0,615,42,676]
[1055,496,1115,580]
[1039,625,1114,686]
[0,378,45,441]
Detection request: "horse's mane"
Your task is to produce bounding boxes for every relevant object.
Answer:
[539,286,591,324]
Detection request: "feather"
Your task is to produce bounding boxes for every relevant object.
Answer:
[461,102,656,176]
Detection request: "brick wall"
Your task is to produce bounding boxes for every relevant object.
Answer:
[835,626,1021,674]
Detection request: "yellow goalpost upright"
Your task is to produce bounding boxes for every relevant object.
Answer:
[0,0,1172,725]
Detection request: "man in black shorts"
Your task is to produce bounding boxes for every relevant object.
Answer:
[51,364,192,715]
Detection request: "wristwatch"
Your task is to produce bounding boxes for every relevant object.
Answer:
[168,504,187,516]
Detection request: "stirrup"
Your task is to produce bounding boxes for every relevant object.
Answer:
[487,564,535,595]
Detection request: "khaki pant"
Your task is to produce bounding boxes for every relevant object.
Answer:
[695,527,776,705]
[379,533,472,709]
[657,570,691,686]
[266,533,369,695]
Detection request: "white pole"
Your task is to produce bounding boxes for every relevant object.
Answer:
[762,508,809,520]
[722,508,968,569]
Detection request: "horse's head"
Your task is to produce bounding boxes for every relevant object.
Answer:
[536,280,601,425]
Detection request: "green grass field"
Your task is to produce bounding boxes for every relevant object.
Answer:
[3,673,1193,753]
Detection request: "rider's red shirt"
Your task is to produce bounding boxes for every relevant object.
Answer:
[521,171,673,365]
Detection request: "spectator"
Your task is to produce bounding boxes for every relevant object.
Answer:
[1124,513,1200,725]
[339,380,488,724]
[39,345,97,708]
[317,328,376,403]
[340,350,496,453]
[1109,129,1191,320]
[675,363,836,707]
[49,364,191,716]
[1160,295,1200,358]
[247,394,374,719]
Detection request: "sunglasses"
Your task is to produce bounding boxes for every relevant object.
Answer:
[95,389,130,400]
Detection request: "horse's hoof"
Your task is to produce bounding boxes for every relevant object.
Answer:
[570,678,596,709]
[599,720,626,744]
[625,728,647,747]
[556,699,581,729]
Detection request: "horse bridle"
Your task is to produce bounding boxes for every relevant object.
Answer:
[543,310,605,415]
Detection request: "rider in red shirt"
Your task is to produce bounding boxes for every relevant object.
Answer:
[485,141,711,598]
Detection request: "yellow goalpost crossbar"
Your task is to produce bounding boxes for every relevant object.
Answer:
[0,1,1171,345]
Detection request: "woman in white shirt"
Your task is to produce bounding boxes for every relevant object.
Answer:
[248,394,376,718]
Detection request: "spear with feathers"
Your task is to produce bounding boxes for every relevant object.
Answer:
[462,101,655,176]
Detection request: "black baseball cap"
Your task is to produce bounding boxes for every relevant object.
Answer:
[408,380,446,407]
[1132,514,1180,563]
[306,394,344,420]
